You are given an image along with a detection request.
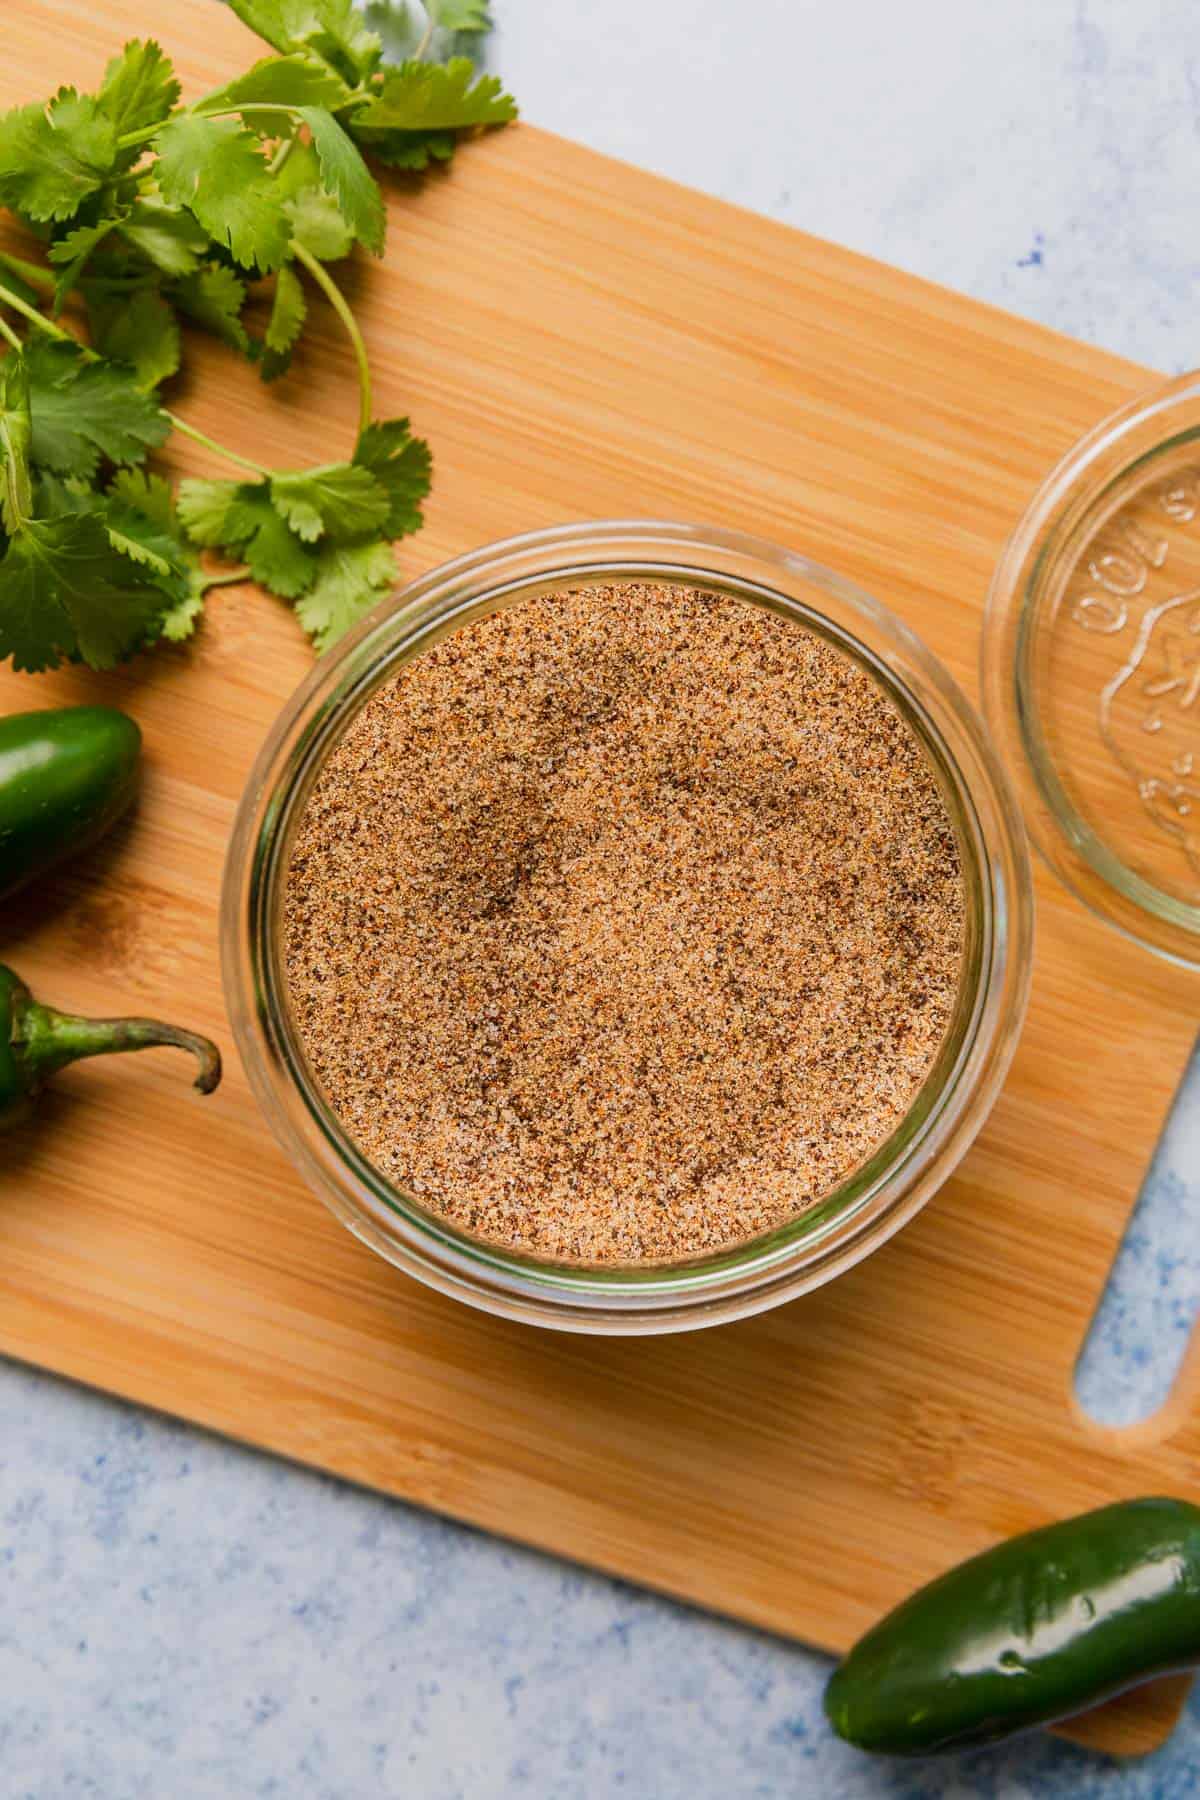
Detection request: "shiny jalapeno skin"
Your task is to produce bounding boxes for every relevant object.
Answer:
[825,1498,1200,1755]
[0,706,141,901]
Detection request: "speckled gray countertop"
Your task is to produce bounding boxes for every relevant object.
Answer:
[5,1,1200,1794]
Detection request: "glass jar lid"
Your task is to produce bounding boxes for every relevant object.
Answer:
[984,370,1200,967]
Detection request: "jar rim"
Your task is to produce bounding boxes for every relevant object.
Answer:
[223,520,1033,1332]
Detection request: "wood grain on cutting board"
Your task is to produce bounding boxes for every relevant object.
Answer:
[1,0,1199,1757]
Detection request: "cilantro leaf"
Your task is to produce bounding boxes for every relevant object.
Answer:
[197,52,351,125]
[0,9,515,674]
[351,57,514,131]
[157,583,208,642]
[351,123,455,171]
[33,470,94,519]
[118,197,211,276]
[48,217,123,309]
[177,477,318,597]
[230,492,320,594]
[87,288,181,390]
[0,353,33,535]
[169,265,250,352]
[285,183,355,260]
[363,0,492,59]
[107,469,210,640]
[354,417,430,536]
[222,0,301,56]
[271,140,355,259]
[361,0,425,60]
[226,0,382,86]
[0,89,117,224]
[155,114,291,272]
[270,462,390,540]
[272,136,323,196]
[267,264,307,353]
[25,339,170,477]
[103,508,178,580]
[98,40,181,139]
[295,106,385,255]
[176,478,242,545]
[425,0,492,29]
[0,512,167,672]
[109,467,178,536]
[345,52,512,167]
[294,536,395,650]
[255,263,307,381]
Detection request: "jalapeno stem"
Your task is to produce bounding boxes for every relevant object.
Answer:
[18,1000,222,1093]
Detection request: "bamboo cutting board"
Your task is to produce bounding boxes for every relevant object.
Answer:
[2,0,1199,1759]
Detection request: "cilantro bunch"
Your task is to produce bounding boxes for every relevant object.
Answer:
[0,0,515,671]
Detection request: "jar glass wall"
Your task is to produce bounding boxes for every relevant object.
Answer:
[222,521,1033,1333]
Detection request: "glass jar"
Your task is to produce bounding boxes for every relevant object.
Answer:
[222,521,1033,1333]
[984,370,1200,967]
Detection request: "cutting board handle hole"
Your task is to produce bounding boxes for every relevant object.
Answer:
[1074,1033,1200,1430]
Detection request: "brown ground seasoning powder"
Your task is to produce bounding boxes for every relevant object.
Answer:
[284,582,965,1264]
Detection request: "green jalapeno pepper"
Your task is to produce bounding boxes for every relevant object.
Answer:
[0,705,141,901]
[825,1497,1200,1755]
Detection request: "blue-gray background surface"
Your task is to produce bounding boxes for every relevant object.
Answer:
[5,1,1200,1794]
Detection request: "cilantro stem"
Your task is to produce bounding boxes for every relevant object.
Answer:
[119,102,302,152]
[0,314,20,351]
[115,122,163,152]
[0,272,273,481]
[0,434,29,530]
[168,416,269,479]
[203,565,251,588]
[291,243,372,439]
[0,251,54,297]
[0,275,71,340]
[0,374,32,528]
[415,11,436,58]
[0,278,270,478]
